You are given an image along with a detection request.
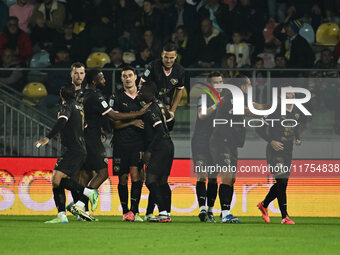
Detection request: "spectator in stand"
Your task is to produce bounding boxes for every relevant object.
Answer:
[103,47,124,96]
[226,32,250,67]
[220,53,239,78]
[171,25,192,67]
[0,1,8,34]
[267,0,287,23]
[164,0,199,39]
[271,53,290,78]
[190,18,226,68]
[114,0,140,37]
[273,15,315,68]
[30,0,66,33]
[0,47,23,91]
[140,29,162,59]
[138,0,162,40]
[252,56,267,103]
[9,0,34,34]
[313,48,338,78]
[198,0,230,36]
[131,44,152,70]
[0,16,32,65]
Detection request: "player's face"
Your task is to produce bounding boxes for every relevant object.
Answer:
[241,78,252,94]
[161,51,177,69]
[70,67,85,86]
[95,72,106,87]
[121,70,137,89]
[211,76,223,93]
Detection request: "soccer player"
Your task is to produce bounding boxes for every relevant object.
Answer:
[256,87,301,224]
[73,69,150,220]
[110,66,144,222]
[138,81,175,223]
[192,72,224,223]
[140,42,185,114]
[34,85,99,223]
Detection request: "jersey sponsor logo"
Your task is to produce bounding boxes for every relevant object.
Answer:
[170,78,178,85]
[144,69,150,77]
[123,103,128,107]
[101,101,108,108]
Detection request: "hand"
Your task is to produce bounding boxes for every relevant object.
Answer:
[36,17,45,27]
[169,111,174,119]
[34,137,49,148]
[286,5,296,17]
[143,151,151,164]
[133,119,144,129]
[270,140,284,151]
[101,17,110,24]
[311,4,321,15]
[295,139,302,146]
[100,129,107,143]
[138,102,152,115]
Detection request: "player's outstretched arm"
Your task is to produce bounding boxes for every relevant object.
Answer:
[34,118,67,148]
[170,88,183,113]
[34,137,49,148]
[113,119,144,129]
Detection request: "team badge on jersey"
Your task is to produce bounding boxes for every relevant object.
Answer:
[144,69,151,77]
[170,79,178,85]
[101,101,108,108]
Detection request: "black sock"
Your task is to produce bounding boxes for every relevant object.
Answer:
[71,190,79,204]
[146,182,166,212]
[219,184,233,211]
[53,186,66,213]
[118,184,129,214]
[130,181,142,214]
[196,181,206,208]
[146,191,155,215]
[135,181,143,214]
[207,182,218,208]
[59,178,84,194]
[263,183,278,208]
[276,178,288,219]
[160,183,171,213]
[84,197,89,212]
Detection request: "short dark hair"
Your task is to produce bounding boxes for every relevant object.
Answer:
[208,71,223,79]
[121,65,136,74]
[7,16,18,23]
[140,81,157,96]
[274,53,286,61]
[71,62,85,71]
[86,69,101,85]
[163,42,177,52]
[232,74,249,88]
[60,84,75,101]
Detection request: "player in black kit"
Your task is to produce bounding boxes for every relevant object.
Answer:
[140,42,185,114]
[256,86,301,225]
[192,72,224,223]
[138,81,175,223]
[69,69,150,221]
[110,66,144,222]
[34,85,99,223]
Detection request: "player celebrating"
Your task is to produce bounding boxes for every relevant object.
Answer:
[138,81,175,223]
[34,85,99,223]
[110,66,144,222]
[256,87,301,224]
[69,69,150,220]
[140,42,185,114]
[192,72,224,223]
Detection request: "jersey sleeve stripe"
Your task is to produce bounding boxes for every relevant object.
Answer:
[58,115,68,121]
[166,117,174,122]
[177,86,184,90]
[153,120,162,127]
[102,108,113,116]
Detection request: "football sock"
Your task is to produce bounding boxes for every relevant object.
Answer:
[146,182,166,212]
[131,181,142,214]
[263,183,278,208]
[146,192,155,215]
[219,184,233,212]
[276,178,289,219]
[207,182,218,208]
[53,186,66,213]
[118,184,129,214]
[196,181,206,208]
[160,183,172,213]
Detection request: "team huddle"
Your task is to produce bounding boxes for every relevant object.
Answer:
[35,43,301,224]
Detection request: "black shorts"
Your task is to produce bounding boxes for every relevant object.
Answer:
[83,137,108,172]
[113,144,144,176]
[209,141,238,178]
[54,150,86,178]
[146,139,174,177]
[266,144,292,178]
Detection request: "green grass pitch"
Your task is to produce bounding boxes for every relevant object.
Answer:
[1,216,339,255]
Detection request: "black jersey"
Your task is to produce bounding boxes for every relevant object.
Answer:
[210,93,246,148]
[257,106,301,153]
[192,95,216,148]
[110,90,144,147]
[75,88,85,108]
[83,88,112,138]
[57,100,86,153]
[143,99,175,152]
[141,59,185,106]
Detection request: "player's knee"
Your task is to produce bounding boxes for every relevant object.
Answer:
[198,177,206,182]
[208,178,217,184]
[221,178,233,185]
[119,174,128,185]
